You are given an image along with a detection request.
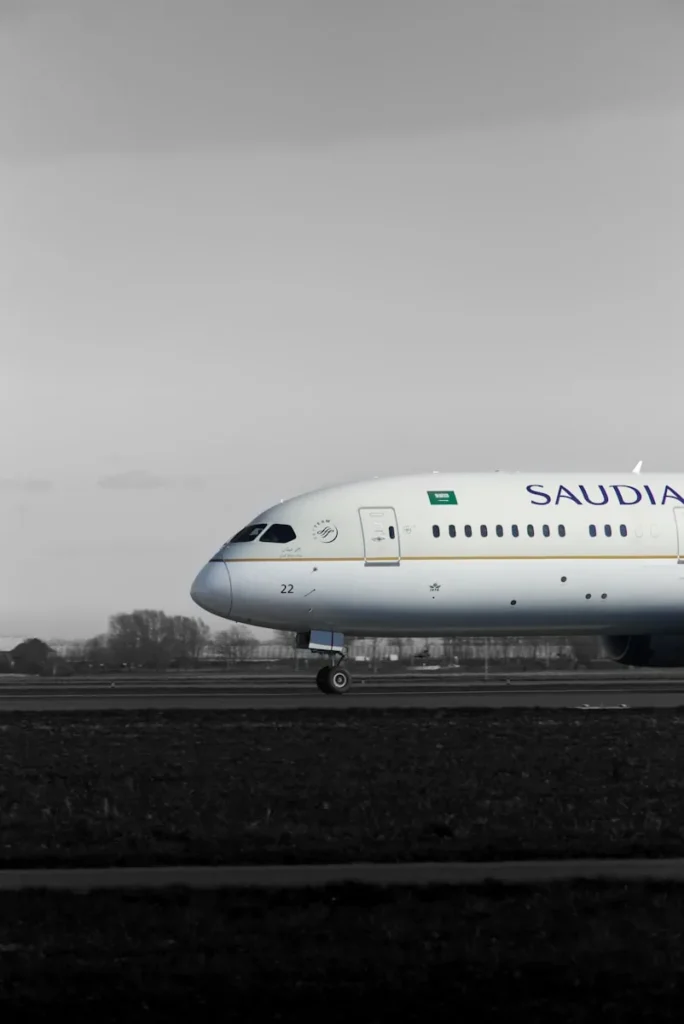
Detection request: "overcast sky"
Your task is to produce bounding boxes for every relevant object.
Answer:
[2,1,683,639]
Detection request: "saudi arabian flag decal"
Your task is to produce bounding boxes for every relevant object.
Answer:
[427,490,457,505]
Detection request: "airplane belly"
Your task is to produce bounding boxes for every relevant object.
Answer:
[308,560,684,636]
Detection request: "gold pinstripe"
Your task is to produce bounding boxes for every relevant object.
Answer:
[218,553,678,563]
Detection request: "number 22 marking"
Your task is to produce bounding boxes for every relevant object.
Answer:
[280,584,294,594]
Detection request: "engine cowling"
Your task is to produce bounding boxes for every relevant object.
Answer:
[601,634,684,668]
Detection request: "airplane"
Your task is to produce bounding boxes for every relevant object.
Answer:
[190,469,684,694]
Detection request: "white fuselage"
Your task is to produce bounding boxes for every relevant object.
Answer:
[190,472,684,637]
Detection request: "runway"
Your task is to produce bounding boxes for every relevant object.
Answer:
[1,858,684,890]
[1,673,684,709]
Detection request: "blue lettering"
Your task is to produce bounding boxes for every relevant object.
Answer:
[578,484,609,506]
[611,485,642,506]
[526,484,551,505]
[527,481,684,506]
[661,485,684,504]
[555,485,582,505]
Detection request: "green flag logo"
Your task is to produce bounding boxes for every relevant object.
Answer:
[428,490,457,505]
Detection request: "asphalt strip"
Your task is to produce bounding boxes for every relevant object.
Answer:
[1,859,684,890]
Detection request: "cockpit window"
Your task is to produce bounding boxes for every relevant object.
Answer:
[230,524,267,543]
[259,524,297,543]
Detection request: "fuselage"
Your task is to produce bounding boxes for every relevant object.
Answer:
[190,472,684,638]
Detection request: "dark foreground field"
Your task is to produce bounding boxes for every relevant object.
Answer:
[1,882,683,1021]
[1,708,683,866]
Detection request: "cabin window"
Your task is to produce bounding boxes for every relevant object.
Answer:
[259,524,297,543]
[432,525,440,538]
[527,525,534,537]
[389,526,396,539]
[511,525,519,537]
[496,525,503,537]
[604,525,612,537]
[620,524,627,537]
[230,523,267,543]
[558,524,566,537]
[465,525,473,538]
[448,525,456,538]
[542,525,550,537]
[480,525,488,538]
[589,525,597,537]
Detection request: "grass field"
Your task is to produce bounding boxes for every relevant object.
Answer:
[1,708,683,867]
[0,882,683,1020]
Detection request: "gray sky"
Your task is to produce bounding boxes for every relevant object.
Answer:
[2,1,683,639]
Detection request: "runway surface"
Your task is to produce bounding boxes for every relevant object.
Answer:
[2,858,684,890]
[1,672,684,709]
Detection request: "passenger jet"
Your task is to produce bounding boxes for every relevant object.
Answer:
[190,470,684,693]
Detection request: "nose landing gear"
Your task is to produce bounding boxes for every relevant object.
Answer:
[316,664,352,694]
[296,629,353,695]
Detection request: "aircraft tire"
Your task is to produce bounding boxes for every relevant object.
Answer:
[316,666,352,694]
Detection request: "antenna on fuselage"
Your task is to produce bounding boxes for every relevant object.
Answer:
[632,460,643,474]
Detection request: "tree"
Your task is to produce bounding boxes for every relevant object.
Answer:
[387,636,414,663]
[106,610,170,668]
[273,629,296,659]
[442,635,459,666]
[165,615,212,665]
[106,610,208,669]
[272,628,308,667]
[212,625,258,664]
[11,638,53,675]
[82,634,113,669]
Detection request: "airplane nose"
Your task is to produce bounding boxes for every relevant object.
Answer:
[190,560,233,617]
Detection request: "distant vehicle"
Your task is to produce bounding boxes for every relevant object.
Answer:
[191,470,684,694]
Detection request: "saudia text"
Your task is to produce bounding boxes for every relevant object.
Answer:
[526,484,684,506]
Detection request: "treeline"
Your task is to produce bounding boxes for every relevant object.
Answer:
[67,611,258,671]
[328,634,605,670]
[1,610,608,676]
[272,631,605,669]
[1,611,259,675]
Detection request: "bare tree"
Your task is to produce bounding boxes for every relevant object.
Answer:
[212,624,258,665]
[68,611,243,672]
[369,636,380,672]
[442,636,459,666]
[82,634,112,669]
[387,636,414,664]
[106,610,169,668]
[166,615,212,665]
[64,640,88,662]
[105,610,207,668]
[272,629,309,668]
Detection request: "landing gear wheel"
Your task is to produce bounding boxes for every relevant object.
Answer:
[316,665,352,695]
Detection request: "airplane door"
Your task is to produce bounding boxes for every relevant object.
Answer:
[359,507,400,565]
[674,507,684,563]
